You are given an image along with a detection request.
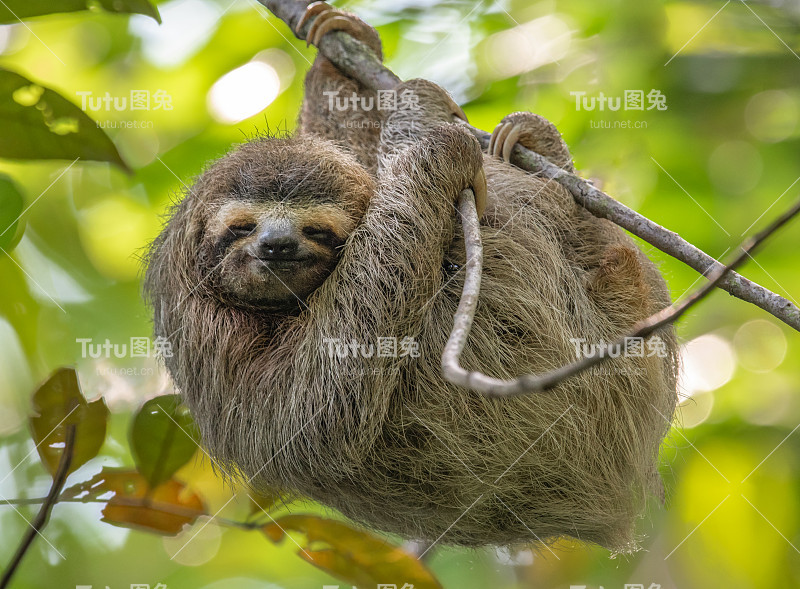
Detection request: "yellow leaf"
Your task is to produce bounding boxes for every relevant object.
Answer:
[64,468,207,536]
[264,515,442,589]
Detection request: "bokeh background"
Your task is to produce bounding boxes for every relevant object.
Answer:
[1,0,799,587]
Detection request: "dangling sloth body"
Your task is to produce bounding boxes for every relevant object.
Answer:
[144,5,678,551]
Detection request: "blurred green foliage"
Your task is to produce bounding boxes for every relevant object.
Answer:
[0,0,798,587]
[0,67,129,167]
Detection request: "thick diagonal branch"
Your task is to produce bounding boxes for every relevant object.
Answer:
[257,0,799,332]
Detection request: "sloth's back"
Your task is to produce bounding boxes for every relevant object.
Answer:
[302,158,678,550]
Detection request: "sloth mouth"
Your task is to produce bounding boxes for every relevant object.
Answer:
[253,256,312,267]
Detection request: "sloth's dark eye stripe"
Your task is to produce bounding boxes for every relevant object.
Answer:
[228,223,257,238]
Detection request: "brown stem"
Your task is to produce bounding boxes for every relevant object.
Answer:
[444,196,800,397]
[471,135,800,331]
[256,0,800,332]
[0,424,76,589]
[0,496,260,531]
[258,0,399,90]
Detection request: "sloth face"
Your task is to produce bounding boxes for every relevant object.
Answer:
[187,137,373,311]
[203,197,358,310]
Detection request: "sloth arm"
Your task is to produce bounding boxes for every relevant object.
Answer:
[304,77,483,347]
[297,8,383,173]
[328,123,484,322]
[282,125,485,456]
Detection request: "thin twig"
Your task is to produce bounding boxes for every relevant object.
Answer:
[0,424,76,589]
[257,0,800,332]
[443,195,800,397]
[0,494,260,531]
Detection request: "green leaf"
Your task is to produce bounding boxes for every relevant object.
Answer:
[0,174,24,251]
[30,367,109,477]
[0,68,130,171]
[264,515,443,589]
[130,395,199,488]
[0,0,160,24]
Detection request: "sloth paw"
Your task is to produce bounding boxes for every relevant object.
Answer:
[421,124,487,217]
[393,78,468,124]
[297,2,381,55]
[488,112,574,172]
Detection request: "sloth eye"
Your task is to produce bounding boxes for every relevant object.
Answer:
[228,223,256,238]
[302,226,335,243]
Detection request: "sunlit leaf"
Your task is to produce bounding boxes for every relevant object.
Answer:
[63,468,206,535]
[30,367,109,477]
[263,515,443,589]
[131,395,199,488]
[0,0,160,24]
[0,68,129,170]
[0,174,24,251]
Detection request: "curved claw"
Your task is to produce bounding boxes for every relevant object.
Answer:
[501,125,523,163]
[489,122,512,159]
[452,106,468,123]
[296,1,330,43]
[308,14,361,47]
[472,167,488,218]
[487,122,501,155]
[447,98,468,124]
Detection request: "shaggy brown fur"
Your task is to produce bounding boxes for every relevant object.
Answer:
[143,8,678,552]
[297,8,383,175]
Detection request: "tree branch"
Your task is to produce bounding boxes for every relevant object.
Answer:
[493,143,800,331]
[260,0,400,90]
[257,0,799,332]
[443,192,800,397]
[0,424,76,589]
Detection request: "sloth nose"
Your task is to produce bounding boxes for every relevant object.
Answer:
[256,227,300,260]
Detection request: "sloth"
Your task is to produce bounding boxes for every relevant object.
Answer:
[143,3,679,552]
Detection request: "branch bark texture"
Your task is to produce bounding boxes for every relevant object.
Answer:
[258,0,799,332]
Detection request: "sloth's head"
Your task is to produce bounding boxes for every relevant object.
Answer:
[148,136,375,312]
